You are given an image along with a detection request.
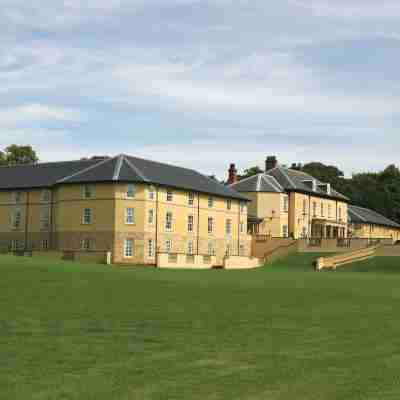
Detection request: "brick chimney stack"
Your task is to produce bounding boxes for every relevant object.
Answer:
[265,156,278,172]
[228,163,238,185]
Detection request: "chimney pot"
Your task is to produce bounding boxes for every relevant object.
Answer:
[228,163,238,185]
[265,156,278,172]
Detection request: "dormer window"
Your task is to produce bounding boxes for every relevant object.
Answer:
[302,179,317,192]
[318,183,331,195]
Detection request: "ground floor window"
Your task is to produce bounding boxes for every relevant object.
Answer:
[10,239,21,250]
[225,243,231,256]
[239,244,245,256]
[148,239,155,257]
[282,225,289,237]
[41,239,49,250]
[165,239,172,253]
[124,239,134,258]
[302,226,307,238]
[187,240,194,255]
[208,241,215,256]
[81,238,95,251]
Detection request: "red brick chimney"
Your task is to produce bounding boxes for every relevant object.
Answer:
[265,156,278,172]
[228,163,238,184]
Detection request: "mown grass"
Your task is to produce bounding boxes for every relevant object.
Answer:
[1,254,400,399]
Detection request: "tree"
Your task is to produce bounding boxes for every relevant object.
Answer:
[3,145,38,165]
[239,166,263,180]
[301,162,344,187]
[0,150,6,166]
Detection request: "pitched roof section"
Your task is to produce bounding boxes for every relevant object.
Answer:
[348,205,400,229]
[0,154,248,201]
[229,173,284,193]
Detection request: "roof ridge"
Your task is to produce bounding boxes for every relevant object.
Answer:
[56,156,117,184]
[276,166,297,189]
[0,158,99,169]
[256,174,262,191]
[263,174,284,192]
[229,173,262,187]
[112,154,124,181]
[122,155,149,182]
[349,207,367,222]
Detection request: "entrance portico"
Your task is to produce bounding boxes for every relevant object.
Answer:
[311,219,347,238]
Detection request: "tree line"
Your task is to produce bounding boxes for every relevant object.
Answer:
[0,145,38,166]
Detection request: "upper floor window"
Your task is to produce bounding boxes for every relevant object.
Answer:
[10,209,22,229]
[148,239,155,257]
[283,225,289,238]
[187,215,194,232]
[82,208,92,224]
[313,202,317,217]
[328,204,332,218]
[12,191,22,204]
[240,221,245,234]
[283,196,289,213]
[208,196,214,208]
[208,217,214,234]
[40,207,50,230]
[240,201,246,213]
[148,186,156,200]
[188,192,195,206]
[82,185,94,199]
[227,199,232,210]
[303,199,307,214]
[166,190,173,202]
[41,189,51,203]
[338,207,342,221]
[125,208,135,224]
[126,184,135,199]
[321,203,324,217]
[187,240,194,255]
[226,219,232,235]
[148,209,154,224]
[166,212,173,231]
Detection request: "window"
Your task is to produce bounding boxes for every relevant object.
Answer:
[81,239,95,251]
[41,239,49,250]
[41,189,51,203]
[187,240,194,255]
[208,196,214,208]
[124,239,134,258]
[328,204,332,218]
[225,243,231,256]
[125,208,135,224]
[40,207,50,230]
[10,239,20,250]
[313,202,317,217]
[227,199,232,210]
[166,212,173,231]
[303,199,307,214]
[240,201,246,213]
[208,241,215,256]
[283,196,289,213]
[12,192,22,204]
[82,208,92,224]
[166,190,173,202]
[321,203,324,217]
[208,217,214,234]
[82,185,94,199]
[187,215,194,232]
[10,210,22,229]
[126,184,135,199]
[239,244,245,256]
[226,219,232,235]
[148,186,156,200]
[165,239,172,253]
[148,239,155,257]
[283,225,289,238]
[302,226,307,238]
[148,209,154,224]
[188,192,195,206]
[338,207,342,221]
[240,221,245,233]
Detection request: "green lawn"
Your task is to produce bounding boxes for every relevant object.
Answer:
[2,254,400,399]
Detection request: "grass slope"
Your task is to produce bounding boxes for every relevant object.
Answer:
[1,254,400,399]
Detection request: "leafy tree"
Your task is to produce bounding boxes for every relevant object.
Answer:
[239,166,263,180]
[3,145,38,165]
[0,150,6,166]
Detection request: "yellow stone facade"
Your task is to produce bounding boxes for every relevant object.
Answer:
[0,182,250,266]
[349,222,400,243]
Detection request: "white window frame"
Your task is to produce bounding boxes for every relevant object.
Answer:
[124,238,134,258]
[82,185,94,199]
[240,221,245,234]
[188,192,195,206]
[166,190,173,202]
[41,239,49,250]
[208,241,215,256]
[328,204,332,218]
[125,207,135,225]
[165,212,173,232]
[148,186,156,200]
[148,239,155,257]
[12,192,22,204]
[82,208,92,225]
[187,215,194,232]
[283,196,289,213]
[283,225,289,238]
[208,217,213,234]
[208,196,214,208]
[11,239,20,250]
[41,189,51,203]
[226,219,232,235]
[80,238,93,251]
[187,240,194,255]
[11,209,22,229]
[165,239,172,253]
[40,207,50,230]
[126,184,136,199]
[227,199,232,210]
[148,209,154,224]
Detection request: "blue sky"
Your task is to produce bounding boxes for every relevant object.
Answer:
[1,0,399,179]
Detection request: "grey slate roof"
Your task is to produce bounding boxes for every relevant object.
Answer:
[230,165,348,202]
[0,154,248,201]
[348,205,400,229]
[229,173,284,193]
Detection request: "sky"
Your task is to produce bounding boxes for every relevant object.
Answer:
[1,0,399,179]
